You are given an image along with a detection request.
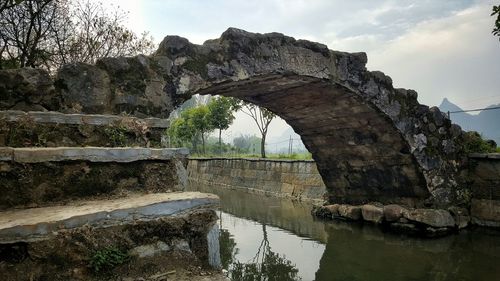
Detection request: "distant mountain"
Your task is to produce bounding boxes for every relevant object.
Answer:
[439,98,500,144]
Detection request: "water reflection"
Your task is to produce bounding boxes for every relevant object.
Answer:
[223,222,301,281]
[189,183,500,281]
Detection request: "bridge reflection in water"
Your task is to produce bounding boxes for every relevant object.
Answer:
[188,183,500,281]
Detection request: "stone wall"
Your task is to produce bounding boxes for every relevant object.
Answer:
[0,147,188,210]
[188,158,326,201]
[468,153,500,227]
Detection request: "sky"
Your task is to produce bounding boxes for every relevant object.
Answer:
[95,0,500,141]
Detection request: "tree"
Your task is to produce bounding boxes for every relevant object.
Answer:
[0,0,61,68]
[0,0,25,13]
[208,96,239,154]
[233,134,261,154]
[182,106,213,154]
[493,5,500,40]
[52,0,155,67]
[167,117,196,148]
[239,103,276,158]
[0,0,155,70]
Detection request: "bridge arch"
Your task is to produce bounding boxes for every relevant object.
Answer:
[54,28,466,207]
[154,28,465,207]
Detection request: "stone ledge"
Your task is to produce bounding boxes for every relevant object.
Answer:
[189,157,315,163]
[0,192,219,243]
[0,110,170,128]
[0,147,189,163]
[468,153,500,159]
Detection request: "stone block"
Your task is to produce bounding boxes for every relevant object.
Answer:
[471,199,500,227]
[325,204,340,217]
[404,208,455,228]
[338,204,362,220]
[448,206,470,229]
[130,241,171,258]
[383,204,407,222]
[361,204,384,223]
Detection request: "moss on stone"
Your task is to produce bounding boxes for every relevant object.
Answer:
[182,52,220,79]
[462,131,496,154]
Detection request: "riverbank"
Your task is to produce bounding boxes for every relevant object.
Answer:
[188,157,326,202]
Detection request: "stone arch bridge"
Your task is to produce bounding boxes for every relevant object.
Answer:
[4,28,468,208]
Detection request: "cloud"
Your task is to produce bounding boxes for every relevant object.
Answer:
[362,4,500,108]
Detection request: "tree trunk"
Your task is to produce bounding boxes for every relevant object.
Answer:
[218,129,222,155]
[261,133,266,158]
[201,133,206,155]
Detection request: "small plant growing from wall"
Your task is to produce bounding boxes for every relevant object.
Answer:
[104,126,128,146]
[90,247,130,273]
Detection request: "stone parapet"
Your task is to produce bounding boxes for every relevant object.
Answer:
[0,110,169,147]
[0,110,169,127]
[0,147,188,163]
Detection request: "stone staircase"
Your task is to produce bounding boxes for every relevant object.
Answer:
[0,110,221,280]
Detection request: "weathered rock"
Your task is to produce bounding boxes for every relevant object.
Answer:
[312,205,331,218]
[57,62,112,113]
[361,204,384,223]
[448,206,470,229]
[404,208,455,228]
[130,241,171,258]
[0,68,58,111]
[429,106,445,126]
[325,204,340,217]
[172,239,192,253]
[338,204,362,220]
[383,204,407,222]
[96,55,175,118]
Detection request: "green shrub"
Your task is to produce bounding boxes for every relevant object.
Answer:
[104,126,128,146]
[463,131,496,153]
[90,247,129,273]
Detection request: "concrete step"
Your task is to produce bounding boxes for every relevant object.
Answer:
[0,192,221,280]
[0,147,190,210]
[0,192,218,243]
[0,110,169,147]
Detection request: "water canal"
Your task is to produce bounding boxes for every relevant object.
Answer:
[188,183,500,281]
